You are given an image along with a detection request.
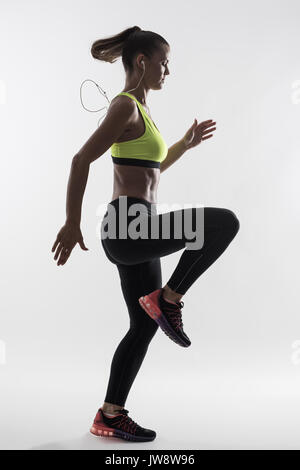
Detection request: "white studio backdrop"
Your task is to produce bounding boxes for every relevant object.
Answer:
[1,0,300,450]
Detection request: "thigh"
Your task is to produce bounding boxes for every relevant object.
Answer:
[102,206,224,266]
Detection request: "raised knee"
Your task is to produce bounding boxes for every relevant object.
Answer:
[222,209,240,233]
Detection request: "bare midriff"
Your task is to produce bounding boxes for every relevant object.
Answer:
[110,94,161,204]
[111,164,160,204]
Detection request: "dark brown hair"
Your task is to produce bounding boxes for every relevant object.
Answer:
[91,26,169,74]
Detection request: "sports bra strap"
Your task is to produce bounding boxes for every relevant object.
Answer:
[117,92,147,115]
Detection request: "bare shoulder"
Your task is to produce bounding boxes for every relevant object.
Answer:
[110,93,136,109]
[73,94,137,165]
[109,93,137,126]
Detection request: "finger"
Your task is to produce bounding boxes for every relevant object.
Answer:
[202,134,213,140]
[200,122,216,130]
[202,127,216,135]
[54,244,65,261]
[79,239,89,250]
[51,238,60,252]
[58,247,70,265]
[201,125,216,133]
[58,248,70,265]
[54,243,63,260]
[200,120,214,125]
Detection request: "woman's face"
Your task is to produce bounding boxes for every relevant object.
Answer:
[137,45,170,90]
[150,45,170,88]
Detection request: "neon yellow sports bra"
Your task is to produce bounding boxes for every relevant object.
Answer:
[110,92,168,169]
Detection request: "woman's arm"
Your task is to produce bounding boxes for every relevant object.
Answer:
[65,157,90,226]
[160,118,217,173]
[51,157,90,266]
[65,97,135,225]
[160,139,187,173]
[51,97,135,266]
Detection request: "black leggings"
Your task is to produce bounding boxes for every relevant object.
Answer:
[100,196,240,407]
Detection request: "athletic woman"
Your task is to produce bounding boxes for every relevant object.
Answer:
[51,27,240,442]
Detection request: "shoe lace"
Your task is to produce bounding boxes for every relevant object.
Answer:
[115,409,138,434]
[164,300,184,330]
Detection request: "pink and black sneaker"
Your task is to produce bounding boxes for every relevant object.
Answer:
[90,408,156,442]
[138,288,191,348]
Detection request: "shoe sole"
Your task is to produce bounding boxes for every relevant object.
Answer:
[138,294,190,347]
[90,425,155,442]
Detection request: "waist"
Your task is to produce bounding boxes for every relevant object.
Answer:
[107,195,157,216]
[108,195,157,212]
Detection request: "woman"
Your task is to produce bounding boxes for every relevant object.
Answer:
[51,27,240,443]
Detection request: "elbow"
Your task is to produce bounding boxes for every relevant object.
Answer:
[72,154,88,167]
[72,154,80,165]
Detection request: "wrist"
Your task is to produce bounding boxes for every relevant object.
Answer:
[180,137,190,151]
[66,218,80,227]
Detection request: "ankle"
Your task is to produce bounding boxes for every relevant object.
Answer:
[102,402,124,414]
[162,285,183,303]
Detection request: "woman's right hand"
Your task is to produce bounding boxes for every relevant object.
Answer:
[51,221,89,266]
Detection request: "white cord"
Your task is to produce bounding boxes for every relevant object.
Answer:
[79,79,111,128]
[79,65,146,128]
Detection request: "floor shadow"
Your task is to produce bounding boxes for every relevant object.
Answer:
[29,432,156,450]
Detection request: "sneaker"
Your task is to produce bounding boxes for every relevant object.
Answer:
[90,408,156,442]
[138,288,191,347]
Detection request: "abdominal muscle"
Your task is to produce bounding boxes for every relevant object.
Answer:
[111,164,160,204]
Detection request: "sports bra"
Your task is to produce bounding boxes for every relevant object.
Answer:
[110,92,168,169]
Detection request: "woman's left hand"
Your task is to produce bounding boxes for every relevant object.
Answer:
[182,118,217,150]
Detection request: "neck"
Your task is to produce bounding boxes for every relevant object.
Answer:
[122,86,148,106]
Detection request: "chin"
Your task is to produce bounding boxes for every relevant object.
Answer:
[152,80,165,89]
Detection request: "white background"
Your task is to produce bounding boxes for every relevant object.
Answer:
[1,0,300,450]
